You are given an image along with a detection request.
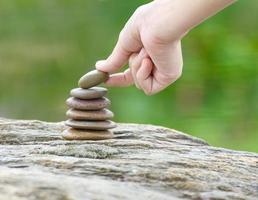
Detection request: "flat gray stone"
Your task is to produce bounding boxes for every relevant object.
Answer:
[70,87,107,100]
[66,108,114,120]
[66,97,110,110]
[78,70,109,89]
[65,119,117,130]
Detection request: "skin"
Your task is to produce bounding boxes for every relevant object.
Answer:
[96,0,236,95]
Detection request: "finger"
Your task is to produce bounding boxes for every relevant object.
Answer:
[129,48,148,89]
[146,41,183,79]
[96,21,142,73]
[128,53,139,88]
[105,68,134,87]
[140,41,183,94]
[149,63,182,95]
[136,58,154,95]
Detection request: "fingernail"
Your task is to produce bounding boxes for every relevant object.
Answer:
[135,82,141,90]
[95,60,107,69]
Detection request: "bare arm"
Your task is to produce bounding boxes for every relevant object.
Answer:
[96,0,236,95]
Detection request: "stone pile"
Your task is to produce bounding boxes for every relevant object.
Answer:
[62,70,116,140]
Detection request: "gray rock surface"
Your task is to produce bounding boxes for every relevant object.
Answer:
[0,118,257,200]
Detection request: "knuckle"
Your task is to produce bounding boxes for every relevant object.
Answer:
[175,69,183,79]
[167,69,183,81]
[134,5,145,16]
[173,71,182,80]
[129,53,137,66]
[118,29,125,40]
[144,89,153,96]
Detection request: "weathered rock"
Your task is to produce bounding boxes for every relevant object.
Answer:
[0,118,257,200]
[62,128,113,140]
[70,87,107,100]
[65,119,116,130]
[78,70,109,89]
[66,108,114,120]
[66,97,110,110]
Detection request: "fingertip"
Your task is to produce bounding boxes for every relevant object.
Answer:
[95,56,125,73]
[95,60,109,72]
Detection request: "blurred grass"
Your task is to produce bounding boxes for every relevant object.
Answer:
[0,0,257,152]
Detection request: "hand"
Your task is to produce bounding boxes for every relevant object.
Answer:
[96,0,235,95]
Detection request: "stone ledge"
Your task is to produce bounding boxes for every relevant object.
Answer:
[0,118,257,199]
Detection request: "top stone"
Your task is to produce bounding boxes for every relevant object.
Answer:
[70,87,107,99]
[78,70,109,89]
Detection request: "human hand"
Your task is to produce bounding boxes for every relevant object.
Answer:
[96,0,235,95]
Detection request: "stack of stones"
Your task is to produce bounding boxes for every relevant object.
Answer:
[62,70,116,140]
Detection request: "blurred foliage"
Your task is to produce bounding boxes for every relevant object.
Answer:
[0,0,257,152]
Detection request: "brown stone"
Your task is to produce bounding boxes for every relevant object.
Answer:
[78,70,109,89]
[66,97,110,110]
[70,87,107,100]
[65,119,116,130]
[66,108,114,121]
[62,128,113,140]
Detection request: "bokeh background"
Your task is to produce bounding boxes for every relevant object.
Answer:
[0,0,257,152]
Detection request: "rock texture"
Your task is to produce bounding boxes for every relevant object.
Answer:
[0,118,257,200]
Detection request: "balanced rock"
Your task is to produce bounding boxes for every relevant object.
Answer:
[66,97,110,110]
[78,70,109,89]
[66,108,114,121]
[63,69,115,140]
[70,87,107,100]
[62,128,113,140]
[65,119,116,130]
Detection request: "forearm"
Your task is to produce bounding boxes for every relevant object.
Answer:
[179,0,236,30]
[154,0,236,38]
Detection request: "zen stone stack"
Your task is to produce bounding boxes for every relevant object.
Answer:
[62,70,116,140]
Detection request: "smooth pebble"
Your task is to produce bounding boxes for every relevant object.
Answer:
[70,87,107,99]
[78,70,109,89]
[66,108,114,120]
[65,119,116,130]
[62,128,113,140]
[66,97,110,110]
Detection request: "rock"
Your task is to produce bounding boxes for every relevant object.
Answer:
[0,118,257,199]
[65,119,116,130]
[62,128,113,140]
[66,97,110,110]
[66,108,114,120]
[70,87,107,100]
[65,85,114,140]
[78,70,109,89]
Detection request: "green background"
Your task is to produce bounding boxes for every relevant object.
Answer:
[0,0,257,152]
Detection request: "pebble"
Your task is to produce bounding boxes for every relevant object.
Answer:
[66,97,110,110]
[66,108,114,120]
[70,87,107,99]
[62,128,113,140]
[78,70,109,89]
[65,119,116,130]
